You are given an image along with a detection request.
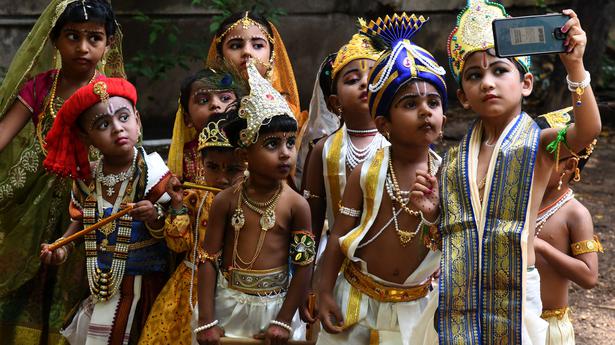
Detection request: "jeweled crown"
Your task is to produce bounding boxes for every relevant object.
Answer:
[331,19,383,81]
[198,119,233,151]
[238,60,295,147]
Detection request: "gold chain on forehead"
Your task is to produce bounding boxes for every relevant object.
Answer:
[215,11,274,44]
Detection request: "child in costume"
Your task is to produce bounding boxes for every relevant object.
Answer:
[195,61,314,345]
[40,78,171,344]
[316,13,446,345]
[438,2,601,344]
[0,0,124,342]
[302,21,387,264]
[167,67,246,183]
[533,110,602,345]
[140,112,245,345]
[205,11,303,129]
[294,52,339,188]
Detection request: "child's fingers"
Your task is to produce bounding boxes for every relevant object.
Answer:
[412,183,432,195]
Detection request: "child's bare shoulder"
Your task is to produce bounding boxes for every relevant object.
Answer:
[211,186,238,210]
[282,184,309,210]
[565,197,592,227]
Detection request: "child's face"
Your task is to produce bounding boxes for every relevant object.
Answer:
[330,59,375,119]
[457,51,532,120]
[187,84,236,132]
[245,131,296,181]
[55,21,108,74]
[79,96,140,157]
[221,24,272,77]
[201,150,245,190]
[384,81,444,146]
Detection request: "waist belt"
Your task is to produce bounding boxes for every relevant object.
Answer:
[343,260,432,303]
[98,237,159,252]
[223,266,289,296]
[541,306,571,320]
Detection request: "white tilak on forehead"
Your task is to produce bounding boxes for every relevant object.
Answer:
[412,81,428,97]
[107,101,115,115]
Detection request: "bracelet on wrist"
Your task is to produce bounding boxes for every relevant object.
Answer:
[193,319,219,334]
[169,204,189,216]
[270,319,293,333]
[566,70,591,106]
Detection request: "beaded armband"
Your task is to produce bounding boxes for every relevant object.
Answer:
[339,202,361,218]
[289,230,316,266]
[198,249,222,264]
[570,235,604,256]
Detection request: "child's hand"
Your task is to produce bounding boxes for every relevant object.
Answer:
[254,323,291,345]
[129,200,159,223]
[196,325,224,345]
[300,291,318,323]
[39,243,67,266]
[166,175,184,209]
[559,9,586,65]
[317,292,344,334]
[410,170,439,222]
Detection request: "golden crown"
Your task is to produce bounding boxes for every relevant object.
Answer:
[331,19,383,80]
[198,119,233,151]
[238,60,295,147]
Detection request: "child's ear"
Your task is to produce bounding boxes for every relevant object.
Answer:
[374,115,389,135]
[234,147,248,164]
[135,109,142,127]
[442,114,448,129]
[563,156,579,174]
[521,72,533,97]
[328,94,341,115]
[77,127,91,147]
[456,89,471,110]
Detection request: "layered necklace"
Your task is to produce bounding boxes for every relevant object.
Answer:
[230,181,282,269]
[96,147,138,197]
[385,149,435,246]
[84,151,138,302]
[535,189,574,237]
[344,128,385,170]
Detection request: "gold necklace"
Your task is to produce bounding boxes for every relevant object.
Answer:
[36,70,98,151]
[231,182,282,269]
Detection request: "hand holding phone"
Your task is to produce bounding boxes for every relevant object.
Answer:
[493,14,569,57]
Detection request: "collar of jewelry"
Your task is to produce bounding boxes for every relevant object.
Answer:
[237,61,295,147]
[216,11,274,44]
[96,147,138,197]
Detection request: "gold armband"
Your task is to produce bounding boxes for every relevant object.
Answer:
[290,230,316,266]
[570,235,604,256]
[198,249,222,264]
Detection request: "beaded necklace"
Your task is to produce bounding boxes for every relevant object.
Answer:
[535,189,574,238]
[231,182,282,269]
[344,130,385,170]
[95,147,138,197]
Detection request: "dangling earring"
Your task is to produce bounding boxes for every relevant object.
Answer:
[337,106,343,117]
[265,50,276,81]
[100,55,107,73]
[557,172,566,190]
[53,48,61,70]
[243,162,250,179]
[438,131,443,140]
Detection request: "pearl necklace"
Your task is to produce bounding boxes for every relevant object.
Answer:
[535,189,574,237]
[96,147,138,197]
[344,131,384,170]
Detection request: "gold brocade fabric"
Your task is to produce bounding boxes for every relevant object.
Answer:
[139,189,213,345]
[223,266,289,296]
[541,306,570,320]
[343,260,431,303]
[167,101,198,181]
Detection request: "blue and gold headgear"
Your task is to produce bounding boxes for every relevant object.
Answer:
[363,13,448,118]
[448,0,532,83]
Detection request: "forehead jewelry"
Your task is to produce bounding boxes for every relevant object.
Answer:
[216,11,274,44]
[93,81,110,104]
[81,0,88,20]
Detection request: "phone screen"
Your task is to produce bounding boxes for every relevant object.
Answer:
[493,14,568,57]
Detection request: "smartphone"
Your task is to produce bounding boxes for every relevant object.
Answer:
[493,14,568,57]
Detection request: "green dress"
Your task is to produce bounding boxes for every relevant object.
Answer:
[0,1,126,343]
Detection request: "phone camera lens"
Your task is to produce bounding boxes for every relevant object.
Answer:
[554,28,566,40]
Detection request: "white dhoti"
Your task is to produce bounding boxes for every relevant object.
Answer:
[523,268,549,345]
[214,271,305,340]
[542,307,575,345]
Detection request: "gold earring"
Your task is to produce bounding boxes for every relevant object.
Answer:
[53,48,61,70]
[557,172,565,190]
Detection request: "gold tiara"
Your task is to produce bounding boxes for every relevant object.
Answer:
[198,119,233,151]
[215,11,274,44]
[238,60,295,147]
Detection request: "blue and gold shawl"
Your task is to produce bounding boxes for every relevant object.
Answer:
[438,113,540,344]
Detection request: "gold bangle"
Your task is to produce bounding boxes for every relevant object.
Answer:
[198,249,222,264]
[570,235,604,256]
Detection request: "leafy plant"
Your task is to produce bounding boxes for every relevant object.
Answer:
[192,0,286,33]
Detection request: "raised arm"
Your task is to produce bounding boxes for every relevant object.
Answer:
[542,9,601,156]
[317,163,363,334]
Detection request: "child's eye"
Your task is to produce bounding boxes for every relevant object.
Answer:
[494,67,508,75]
[263,138,279,149]
[219,94,233,102]
[229,42,242,50]
[67,33,78,41]
[286,137,296,149]
[343,77,359,85]
[89,35,103,44]
[196,97,210,105]
[403,100,417,109]
[253,43,265,49]
[428,99,441,108]
[96,120,109,130]
[119,113,130,122]
[467,72,481,80]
